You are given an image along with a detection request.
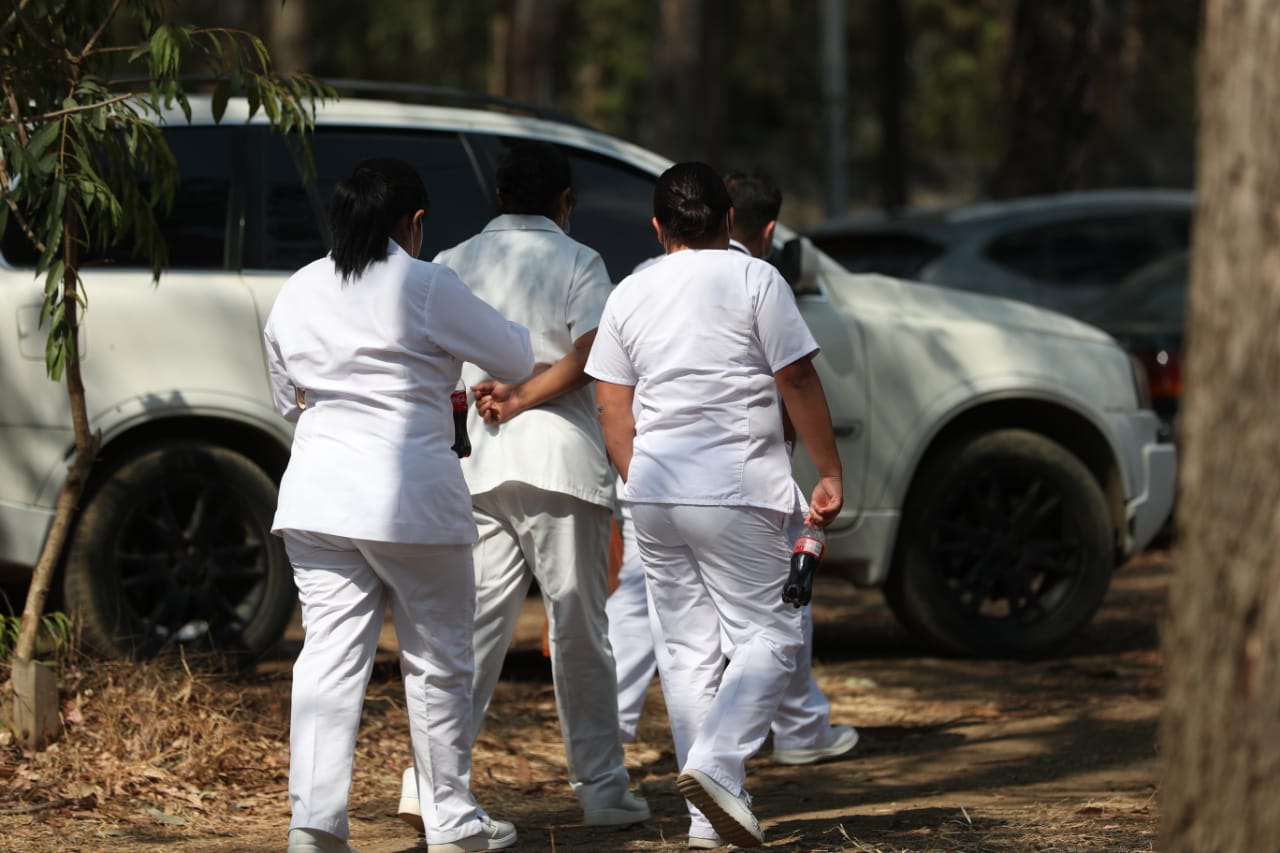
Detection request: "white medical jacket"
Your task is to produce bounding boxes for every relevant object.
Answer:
[264,241,534,544]
[434,215,615,508]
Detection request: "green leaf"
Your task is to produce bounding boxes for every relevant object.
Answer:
[26,121,61,165]
[211,80,230,123]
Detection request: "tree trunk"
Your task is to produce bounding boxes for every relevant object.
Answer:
[876,0,908,211]
[988,0,1135,198]
[1159,2,1280,850]
[12,214,99,749]
[652,0,727,162]
[264,0,310,74]
[505,0,560,105]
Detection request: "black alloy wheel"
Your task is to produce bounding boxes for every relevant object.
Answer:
[63,442,294,664]
[885,429,1114,657]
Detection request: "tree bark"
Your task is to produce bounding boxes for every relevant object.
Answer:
[989,0,1136,198]
[505,0,560,105]
[1159,2,1280,850]
[264,0,310,75]
[876,0,908,211]
[651,0,727,163]
[12,210,99,749]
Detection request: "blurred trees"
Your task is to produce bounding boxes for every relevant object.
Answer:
[169,0,1199,221]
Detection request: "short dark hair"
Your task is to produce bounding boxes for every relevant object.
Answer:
[725,170,782,241]
[496,141,572,218]
[328,157,428,283]
[653,162,732,244]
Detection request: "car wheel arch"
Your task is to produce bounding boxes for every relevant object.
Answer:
[885,395,1126,556]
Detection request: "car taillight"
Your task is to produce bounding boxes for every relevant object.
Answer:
[1138,349,1183,402]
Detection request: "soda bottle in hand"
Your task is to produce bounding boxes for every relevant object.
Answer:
[782,524,825,607]
[450,388,471,458]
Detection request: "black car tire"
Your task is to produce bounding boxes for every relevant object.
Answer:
[884,428,1113,657]
[63,441,294,664]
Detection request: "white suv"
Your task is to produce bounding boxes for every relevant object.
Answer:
[0,93,1175,659]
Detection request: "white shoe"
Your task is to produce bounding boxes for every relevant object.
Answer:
[675,769,763,848]
[772,724,860,766]
[582,789,652,826]
[287,828,360,853]
[688,830,725,849]
[397,766,425,832]
[426,817,517,852]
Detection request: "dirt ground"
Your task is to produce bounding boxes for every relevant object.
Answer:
[1,551,1168,853]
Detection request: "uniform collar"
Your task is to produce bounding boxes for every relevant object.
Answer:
[729,238,752,256]
[482,213,564,234]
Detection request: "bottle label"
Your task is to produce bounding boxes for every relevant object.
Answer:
[793,536,824,559]
[451,390,467,412]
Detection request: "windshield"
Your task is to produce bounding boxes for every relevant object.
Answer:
[1079,251,1188,327]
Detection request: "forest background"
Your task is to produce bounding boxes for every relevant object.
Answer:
[176,0,1201,226]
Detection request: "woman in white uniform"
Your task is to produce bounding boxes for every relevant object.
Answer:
[586,162,844,849]
[264,158,533,853]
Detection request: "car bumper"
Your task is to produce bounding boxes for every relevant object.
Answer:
[0,499,53,581]
[1126,440,1177,553]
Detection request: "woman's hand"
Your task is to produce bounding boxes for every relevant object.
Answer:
[472,380,523,425]
[804,475,843,528]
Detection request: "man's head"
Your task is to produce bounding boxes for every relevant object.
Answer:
[725,170,781,258]
[496,141,575,229]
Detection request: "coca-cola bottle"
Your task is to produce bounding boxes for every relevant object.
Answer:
[782,524,825,607]
[450,388,471,458]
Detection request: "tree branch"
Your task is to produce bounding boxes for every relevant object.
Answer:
[81,0,124,56]
[0,0,32,45]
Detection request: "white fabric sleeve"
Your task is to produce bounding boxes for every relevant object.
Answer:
[263,325,302,423]
[752,262,820,372]
[423,264,534,382]
[566,248,611,339]
[583,301,637,386]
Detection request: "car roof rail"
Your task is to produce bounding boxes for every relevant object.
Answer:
[119,76,590,129]
[322,79,589,128]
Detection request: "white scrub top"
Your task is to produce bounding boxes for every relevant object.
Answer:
[586,249,818,513]
[435,215,615,508]
[264,240,534,545]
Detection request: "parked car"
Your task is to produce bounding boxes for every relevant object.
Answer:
[0,91,1175,659]
[1078,251,1188,442]
[804,189,1194,319]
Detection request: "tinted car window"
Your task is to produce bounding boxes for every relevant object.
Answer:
[1,126,233,269]
[561,149,659,281]
[805,231,943,278]
[986,215,1174,289]
[243,128,490,270]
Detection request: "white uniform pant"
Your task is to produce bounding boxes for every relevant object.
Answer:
[631,503,804,836]
[608,509,832,749]
[284,531,485,845]
[470,483,632,809]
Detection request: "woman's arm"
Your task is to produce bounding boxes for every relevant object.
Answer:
[595,380,637,481]
[472,330,597,424]
[775,354,843,527]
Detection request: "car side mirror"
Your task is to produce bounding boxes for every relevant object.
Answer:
[773,237,821,295]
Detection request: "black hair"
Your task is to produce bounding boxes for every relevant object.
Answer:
[328,157,429,283]
[725,170,782,240]
[496,141,573,218]
[653,162,732,245]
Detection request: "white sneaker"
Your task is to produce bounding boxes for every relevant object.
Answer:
[675,769,763,848]
[426,817,517,852]
[397,766,424,832]
[688,830,725,849]
[582,789,651,826]
[772,724,859,766]
[287,828,360,853]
